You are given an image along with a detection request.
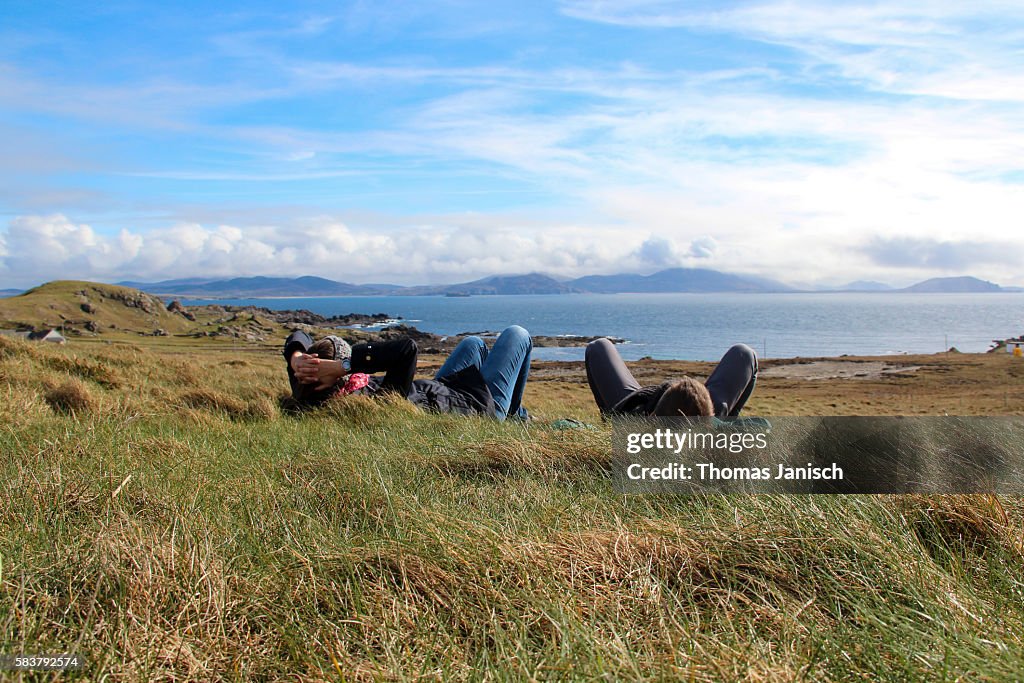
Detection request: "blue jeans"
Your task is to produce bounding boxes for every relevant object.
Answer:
[435,325,532,420]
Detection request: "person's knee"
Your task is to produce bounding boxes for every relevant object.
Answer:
[727,343,758,373]
[452,336,486,361]
[497,326,532,353]
[586,337,614,362]
[503,325,531,344]
[396,337,418,359]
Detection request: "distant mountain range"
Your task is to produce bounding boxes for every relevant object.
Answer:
[899,276,1004,293]
[570,268,792,293]
[116,276,386,297]
[0,289,21,298]
[117,268,794,297]
[407,273,582,296]
[28,271,1015,298]
[821,276,1014,293]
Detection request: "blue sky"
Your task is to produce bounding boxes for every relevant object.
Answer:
[2,0,1023,288]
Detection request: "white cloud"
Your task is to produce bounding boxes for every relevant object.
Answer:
[0,214,652,287]
[635,236,680,266]
[4,196,1024,289]
[559,1,1024,102]
[688,236,717,259]
[5,214,99,266]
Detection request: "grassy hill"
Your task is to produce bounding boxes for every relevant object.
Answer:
[0,280,193,336]
[1,334,1023,679]
[0,280,316,349]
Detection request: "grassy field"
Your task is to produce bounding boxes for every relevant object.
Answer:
[2,333,1024,681]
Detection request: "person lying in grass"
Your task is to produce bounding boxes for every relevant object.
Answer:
[284,326,532,420]
[585,338,757,417]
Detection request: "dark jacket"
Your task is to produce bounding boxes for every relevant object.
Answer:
[609,382,672,416]
[284,329,496,417]
[404,368,495,416]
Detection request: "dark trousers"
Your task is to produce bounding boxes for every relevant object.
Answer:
[350,338,418,396]
[585,338,758,418]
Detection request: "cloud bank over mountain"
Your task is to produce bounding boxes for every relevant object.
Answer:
[2,212,1021,290]
[2,214,705,287]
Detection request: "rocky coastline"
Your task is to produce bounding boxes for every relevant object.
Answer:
[171,301,623,349]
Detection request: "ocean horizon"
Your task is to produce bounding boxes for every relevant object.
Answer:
[179,292,1024,362]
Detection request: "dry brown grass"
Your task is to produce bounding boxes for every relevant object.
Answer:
[530,351,1024,419]
[0,333,40,360]
[436,430,610,481]
[176,388,277,420]
[178,388,249,414]
[317,391,421,425]
[899,494,1024,559]
[3,337,1024,680]
[44,377,97,414]
[515,524,823,621]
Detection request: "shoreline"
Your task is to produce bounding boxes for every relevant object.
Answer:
[170,290,1024,301]
[3,284,1020,359]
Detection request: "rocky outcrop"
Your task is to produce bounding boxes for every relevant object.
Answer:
[211,306,397,327]
[167,300,197,321]
[104,289,165,314]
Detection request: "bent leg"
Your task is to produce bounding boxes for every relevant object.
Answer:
[585,338,641,413]
[351,338,418,397]
[436,336,487,379]
[480,325,532,420]
[704,343,758,417]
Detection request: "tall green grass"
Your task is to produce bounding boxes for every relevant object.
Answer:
[1,335,1022,681]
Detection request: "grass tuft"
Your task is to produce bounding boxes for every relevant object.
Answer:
[901,494,1023,560]
[44,377,96,414]
[43,354,124,388]
[243,395,278,420]
[0,334,39,360]
[318,391,419,424]
[178,388,277,421]
[178,388,250,417]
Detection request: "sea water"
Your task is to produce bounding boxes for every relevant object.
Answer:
[179,292,1024,362]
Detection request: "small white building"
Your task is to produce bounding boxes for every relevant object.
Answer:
[27,329,67,344]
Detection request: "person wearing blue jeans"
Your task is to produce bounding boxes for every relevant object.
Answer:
[434,327,532,420]
[284,325,532,420]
